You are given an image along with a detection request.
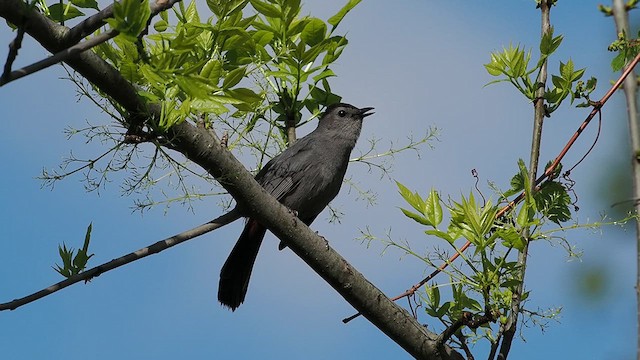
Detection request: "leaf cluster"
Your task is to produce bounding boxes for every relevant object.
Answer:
[35,0,99,23]
[89,0,359,135]
[394,158,575,347]
[484,28,596,113]
[54,223,94,278]
[607,30,640,72]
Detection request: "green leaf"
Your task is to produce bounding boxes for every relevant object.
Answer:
[252,29,274,46]
[153,19,168,32]
[105,0,151,39]
[395,181,426,214]
[539,28,562,56]
[426,284,440,308]
[500,279,522,288]
[48,3,85,22]
[559,60,573,80]
[223,66,246,88]
[571,67,585,82]
[425,229,455,244]
[190,99,230,115]
[301,17,327,47]
[424,189,443,227]
[200,59,223,82]
[484,61,505,77]
[312,68,335,83]
[400,208,432,226]
[71,0,99,10]
[497,227,524,251]
[534,181,571,224]
[250,0,281,18]
[611,52,627,72]
[435,302,451,318]
[225,87,263,104]
[503,234,526,251]
[184,0,200,23]
[328,0,361,29]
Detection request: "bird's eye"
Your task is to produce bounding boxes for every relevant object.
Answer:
[338,110,347,117]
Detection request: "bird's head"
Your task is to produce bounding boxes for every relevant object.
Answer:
[318,103,374,136]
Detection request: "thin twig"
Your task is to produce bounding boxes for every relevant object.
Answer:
[0,209,241,311]
[342,37,640,326]
[0,0,184,87]
[498,2,551,357]
[0,28,118,86]
[1,18,26,83]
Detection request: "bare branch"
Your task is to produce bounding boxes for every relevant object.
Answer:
[0,210,241,311]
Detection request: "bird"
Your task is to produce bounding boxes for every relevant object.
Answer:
[218,103,374,310]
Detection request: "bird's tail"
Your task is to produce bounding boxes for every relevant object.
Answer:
[218,218,267,311]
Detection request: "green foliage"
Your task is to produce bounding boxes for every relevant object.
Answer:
[393,158,578,346]
[484,28,595,114]
[105,0,151,41]
[39,0,380,212]
[599,0,639,17]
[43,2,85,22]
[505,159,571,225]
[92,0,355,135]
[54,223,94,278]
[36,0,100,24]
[607,30,640,72]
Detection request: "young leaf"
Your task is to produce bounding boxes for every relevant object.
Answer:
[327,0,361,29]
[424,189,443,227]
[539,27,562,56]
[71,0,99,10]
[250,0,281,18]
[223,66,246,88]
[395,181,425,214]
[48,3,85,22]
[301,18,327,47]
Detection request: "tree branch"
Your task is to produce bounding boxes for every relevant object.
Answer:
[0,0,183,87]
[0,210,240,311]
[611,1,640,359]
[497,2,551,358]
[0,1,463,358]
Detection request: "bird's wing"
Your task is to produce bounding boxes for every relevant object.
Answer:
[255,136,316,201]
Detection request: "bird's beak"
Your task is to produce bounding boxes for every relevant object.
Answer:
[359,107,375,118]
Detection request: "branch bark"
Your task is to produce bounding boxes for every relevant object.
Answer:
[0,1,463,358]
[497,2,551,358]
[0,210,240,311]
[611,1,640,359]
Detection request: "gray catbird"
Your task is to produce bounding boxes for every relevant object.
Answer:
[218,103,374,310]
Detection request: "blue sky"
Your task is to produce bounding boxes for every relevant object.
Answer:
[0,1,636,359]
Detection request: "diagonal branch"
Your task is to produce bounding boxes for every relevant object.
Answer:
[343,49,640,325]
[0,210,240,311]
[0,1,462,358]
[0,28,117,86]
[0,0,183,87]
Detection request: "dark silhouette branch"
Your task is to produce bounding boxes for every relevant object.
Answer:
[0,0,183,87]
[0,1,463,358]
[0,6,27,84]
[0,210,240,311]
[0,28,117,86]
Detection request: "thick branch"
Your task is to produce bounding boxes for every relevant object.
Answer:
[0,1,462,358]
[611,1,640,359]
